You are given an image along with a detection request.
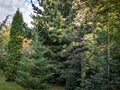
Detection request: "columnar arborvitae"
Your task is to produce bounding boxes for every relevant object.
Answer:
[5,9,23,81]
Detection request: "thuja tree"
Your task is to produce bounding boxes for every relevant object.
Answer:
[31,0,75,85]
[5,9,23,81]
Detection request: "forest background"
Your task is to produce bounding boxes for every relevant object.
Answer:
[0,0,120,90]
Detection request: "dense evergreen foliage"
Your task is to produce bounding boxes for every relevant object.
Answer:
[31,0,76,85]
[80,0,120,90]
[16,32,55,89]
[5,9,23,81]
[0,0,120,90]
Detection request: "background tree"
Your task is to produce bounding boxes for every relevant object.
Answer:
[80,0,120,90]
[0,15,10,71]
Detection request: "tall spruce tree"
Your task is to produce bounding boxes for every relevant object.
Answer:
[5,9,23,81]
[31,0,75,85]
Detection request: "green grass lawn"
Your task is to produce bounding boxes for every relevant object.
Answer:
[0,70,26,90]
[0,70,64,90]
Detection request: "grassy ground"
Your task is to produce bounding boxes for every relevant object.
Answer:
[0,70,64,90]
[0,70,26,90]
[47,86,64,90]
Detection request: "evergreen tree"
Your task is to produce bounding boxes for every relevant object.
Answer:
[0,28,10,71]
[65,0,94,89]
[5,9,23,81]
[16,31,55,89]
[81,0,120,90]
[31,0,75,85]
[65,25,91,90]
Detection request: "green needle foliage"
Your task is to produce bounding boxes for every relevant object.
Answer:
[31,0,75,85]
[80,0,120,90]
[5,9,24,81]
[16,32,55,89]
[0,0,119,90]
